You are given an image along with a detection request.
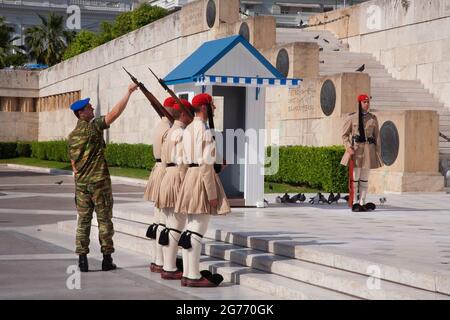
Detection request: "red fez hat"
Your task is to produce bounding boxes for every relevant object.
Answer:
[173,99,192,111]
[358,94,370,102]
[163,97,176,107]
[192,93,212,107]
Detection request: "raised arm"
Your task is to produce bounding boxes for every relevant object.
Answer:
[105,83,138,126]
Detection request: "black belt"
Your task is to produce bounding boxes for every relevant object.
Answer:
[353,136,376,144]
[155,158,161,163]
[166,163,176,167]
[189,163,199,167]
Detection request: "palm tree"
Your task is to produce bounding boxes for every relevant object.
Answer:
[0,16,24,68]
[24,13,74,66]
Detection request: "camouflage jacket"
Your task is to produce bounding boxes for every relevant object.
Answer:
[68,116,110,184]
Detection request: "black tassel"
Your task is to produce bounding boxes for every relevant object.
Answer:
[146,223,158,239]
[178,231,192,249]
[158,228,170,246]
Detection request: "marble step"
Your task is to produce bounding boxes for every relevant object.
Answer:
[57,220,351,300]
[372,95,437,103]
[199,258,356,300]
[371,87,434,94]
[371,80,424,88]
[371,100,440,107]
[202,240,449,300]
[204,229,450,295]
[88,211,450,297]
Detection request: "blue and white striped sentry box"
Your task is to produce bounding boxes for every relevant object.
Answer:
[193,75,301,87]
[164,35,302,89]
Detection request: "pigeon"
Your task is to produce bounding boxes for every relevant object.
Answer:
[289,193,304,203]
[280,193,290,203]
[275,196,282,203]
[332,193,341,204]
[379,197,387,205]
[309,193,322,204]
[356,64,365,72]
[323,38,330,43]
[264,199,269,207]
[298,193,306,202]
[309,194,320,204]
[343,195,350,202]
[327,192,335,204]
[319,193,329,204]
[314,35,320,39]
[55,180,63,185]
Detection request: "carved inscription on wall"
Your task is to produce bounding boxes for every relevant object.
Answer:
[288,81,316,114]
[181,0,206,36]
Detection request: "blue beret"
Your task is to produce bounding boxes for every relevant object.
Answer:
[70,98,90,111]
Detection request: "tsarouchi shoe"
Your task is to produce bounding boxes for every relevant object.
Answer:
[161,269,183,280]
[150,263,163,273]
[185,276,218,287]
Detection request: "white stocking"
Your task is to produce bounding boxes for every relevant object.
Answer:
[358,169,370,205]
[149,207,159,264]
[162,208,186,272]
[154,207,166,266]
[183,214,210,280]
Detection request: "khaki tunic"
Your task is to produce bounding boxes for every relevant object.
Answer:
[174,117,230,215]
[156,120,188,209]
[340,112,383,169]
[143,117,171,201]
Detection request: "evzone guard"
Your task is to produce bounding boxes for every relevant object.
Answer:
[156,99,193,280]
[144,97,174,272]
[175,93,231,287]
[341,94,383,212]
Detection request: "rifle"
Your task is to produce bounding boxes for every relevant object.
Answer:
[203,99,226,173]
[122,67,174,123]
[148,67,194,120]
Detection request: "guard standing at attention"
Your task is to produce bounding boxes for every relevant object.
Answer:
[143,97,174,272]
[341,94,383,212]
[175,93,231,287]
[156,99,193,280]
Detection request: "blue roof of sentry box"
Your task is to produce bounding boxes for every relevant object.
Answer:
[163,35,283,85]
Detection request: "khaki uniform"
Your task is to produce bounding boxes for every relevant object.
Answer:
[68,116,114,255]
[175,117,230,215]
[340,112,382,169]
[156,120,188,209]
[143,117,171,201]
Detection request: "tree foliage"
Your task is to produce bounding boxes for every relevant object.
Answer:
[24,13,74,66]
[0,16,25,68]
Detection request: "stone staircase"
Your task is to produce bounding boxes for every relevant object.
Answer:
[58,209,450,300]
[277,28,450,191]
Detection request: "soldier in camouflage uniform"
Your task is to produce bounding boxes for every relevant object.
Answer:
[68,83,138,272]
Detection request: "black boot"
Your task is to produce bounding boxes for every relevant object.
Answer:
[78,254,88,272]
[102,254,117,271]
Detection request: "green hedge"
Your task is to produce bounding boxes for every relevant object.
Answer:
[0,141,155,170]
[105,143,154,170]
[30,141,69,162]
[1,141,347,191]
[265,145,348,192]
[0,142,17,159]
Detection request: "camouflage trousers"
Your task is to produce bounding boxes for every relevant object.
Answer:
[75,178,114,255]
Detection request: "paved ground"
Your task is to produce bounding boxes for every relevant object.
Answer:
[2,164,450,299]
[0,166,273,300]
